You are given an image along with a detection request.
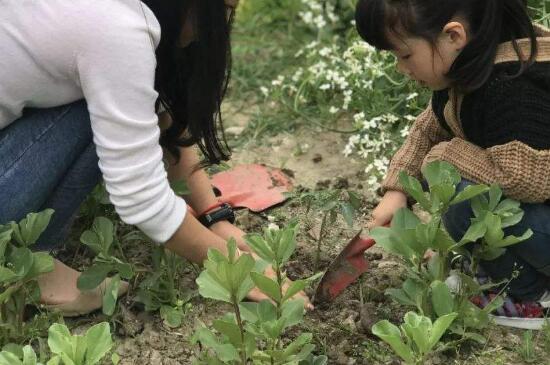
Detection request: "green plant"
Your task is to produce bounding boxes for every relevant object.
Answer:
[289,189,361,269]
[518,330,538,363]
[0,210,55,344]
[193,224,325,364]
[76,217,133,316]
[372,311,458,365]
[369,162,531,338]
[0,322,114,365]
[136,246,194,328]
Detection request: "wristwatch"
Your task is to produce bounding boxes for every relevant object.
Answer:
[198,203,236,228]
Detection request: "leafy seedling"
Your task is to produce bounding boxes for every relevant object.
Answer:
[136,246,194,328]
[0,210,55,344]
[77,217,133,316]
[373,311,458,365]
[289,189,361,269]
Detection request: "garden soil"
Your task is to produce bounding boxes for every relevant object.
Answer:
[61,106,536,365]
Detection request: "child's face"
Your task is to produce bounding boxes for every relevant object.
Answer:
[387,21,468,90]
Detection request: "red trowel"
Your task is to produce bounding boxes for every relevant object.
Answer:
[313,231,379,305]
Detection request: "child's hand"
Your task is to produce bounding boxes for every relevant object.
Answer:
[367,190,408,229]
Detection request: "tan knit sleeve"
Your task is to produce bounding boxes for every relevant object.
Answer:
[381,104,451,193]
[437,138,550,203]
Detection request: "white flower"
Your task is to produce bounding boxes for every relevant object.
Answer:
[319,83,331,90]
[260,86,269,97]
[271,75,285,86]
[406,92,419,101]
[267,223,280,231]
[329,106,340,114]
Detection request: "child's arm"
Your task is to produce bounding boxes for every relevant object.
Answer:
[368,104,451,228]
[381,103,451,193]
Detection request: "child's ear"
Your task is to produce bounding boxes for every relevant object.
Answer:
[442,21,468,51]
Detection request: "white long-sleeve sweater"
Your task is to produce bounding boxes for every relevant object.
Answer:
[0,0,187,243]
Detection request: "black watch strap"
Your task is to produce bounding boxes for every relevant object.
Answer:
[198,203,236,228]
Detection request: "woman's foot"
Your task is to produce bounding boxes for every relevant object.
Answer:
[37,259,128,317]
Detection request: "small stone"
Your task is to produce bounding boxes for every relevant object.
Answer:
[312,153,323,163]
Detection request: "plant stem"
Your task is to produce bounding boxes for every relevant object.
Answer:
[233,297,247,365]
[315,212,329,270]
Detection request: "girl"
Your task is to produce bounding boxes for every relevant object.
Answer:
[0,0,311,316]
[355,0,550,318]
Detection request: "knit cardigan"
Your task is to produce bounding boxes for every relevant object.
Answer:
[382,26,550,204]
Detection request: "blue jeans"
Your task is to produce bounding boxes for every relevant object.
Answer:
[0,100,101,252]
[444,179,550,301]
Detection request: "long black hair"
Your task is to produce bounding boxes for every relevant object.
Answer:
[141,0,233,165]
[355,0,538,91]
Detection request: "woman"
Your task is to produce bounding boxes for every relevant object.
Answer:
[0,0,311,315]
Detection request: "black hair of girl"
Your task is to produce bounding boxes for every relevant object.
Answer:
[141,0,232,165]
[355,0,538,92]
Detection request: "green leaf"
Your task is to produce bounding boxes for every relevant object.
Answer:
[27,252,54,279]
[213,319,243,346]
[402,312,431,355]
[372,320,414,363]
[14,209,54,246]
[450,184,490,205]
[250,272,281,302]
[48,324,74,359]
[245,234,274,262]
[369,227,417,263]
[282,280,306,302]
[494,229,533,248]
[457,220,487,246]
[430,281,455,316]
[479,247,507,261]
[160,305,183,328]
[428,312,458,349]
[386,288,416,307]
[239,302,259,323]
[281,299,305,328]
[348,191,362,209]
[257,299,278,323]
[80,230,102,255]
[0,267,18,284]
[84,322,113,365]
[399,173,430,210]
[277,224,298,265]
[102,274,121,316]
[423,161,461,188]
[193,328,240,362]
[77,264,113,291]
[430,184,456,206]
[484,213,504,245]
[21,345,38,365]
[93,217,114,253]
[282,333,313,358]
[196,270,231,303]
[9,247,34,279]
[488,184,503,211]
[340,202,355,228]
[391,208,420,230]
[0,351,23,365]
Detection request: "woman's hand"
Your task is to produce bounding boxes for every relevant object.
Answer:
[367,190,408,229]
